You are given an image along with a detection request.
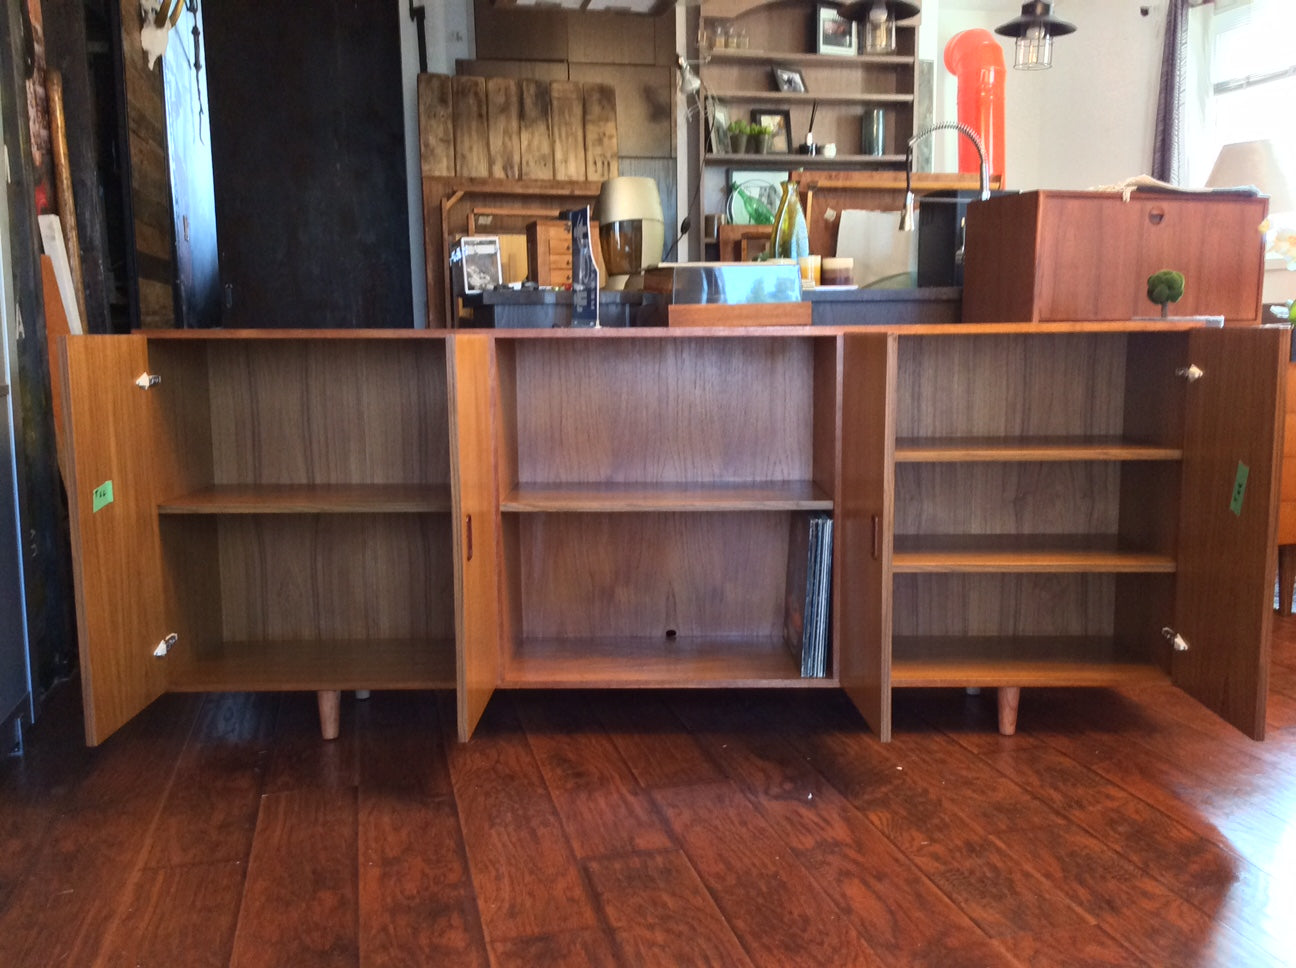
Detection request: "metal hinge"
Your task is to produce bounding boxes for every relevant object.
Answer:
[1161,627,1190,652]
[1175,364,1204,382]
[153,632,177,657]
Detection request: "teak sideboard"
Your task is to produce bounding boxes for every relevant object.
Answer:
[60,323,1285,746]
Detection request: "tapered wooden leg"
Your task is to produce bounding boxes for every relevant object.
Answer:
[1279,545,1296,615]
[317,690,341,740]
[997,687,1020,736]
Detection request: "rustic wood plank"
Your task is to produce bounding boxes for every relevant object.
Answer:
[261,691,359,795]
[444,696,599,945]
[549,81,586,182]
[589,692,728,790]
[518,79,555,181]
[996,928,1154,968]
[452,76,490,178]
[229,789,359,968]
[417,73,454,177]
[489,930,619,968]
[486,77,522,180]
[584,851,754,967]
[581,83,618,181]
[513,693,674,859]
[653,779,886,966]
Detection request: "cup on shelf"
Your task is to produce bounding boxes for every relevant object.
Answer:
[798,255,822,288]
[821,257,854,286]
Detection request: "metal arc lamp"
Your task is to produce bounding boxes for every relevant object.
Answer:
[995,1,1075,70]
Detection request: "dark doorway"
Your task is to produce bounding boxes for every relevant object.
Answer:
[203,0,412,329]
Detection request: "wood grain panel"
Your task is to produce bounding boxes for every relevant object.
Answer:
[214,515,454,642]
[549,81,586,181]
[518,79,555,181]
[895,333,1126,439]
[839,332,895,739]
[60,336,169,744]
[417,73,455,177]
[229,790,359,967]
[489,931,619,968]
[513,693,673,859]
[511,336,816,483]
[581,83,618,181]
[452,76,490,179]
[445,698,598,944]
[1174,327,1283,738]
[584,852,754,966]
[569,64,670,159]
[891,573,1116,637]
[207,340,450,487]
[512,512,790,639]
[486,77,521,180]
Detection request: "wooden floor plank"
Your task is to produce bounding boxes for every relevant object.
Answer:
[229,789,359,968]
[588,691,729,789]
[261,691,359,794]
[995,927,1156,968]
[443,694,601,946]
[653,779,886,967]
[514,691,674,859]
[93,860,245,967]
[488,929,620,968]
[585,850,755,967]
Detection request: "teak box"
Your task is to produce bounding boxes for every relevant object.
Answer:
[961,190,1268,324]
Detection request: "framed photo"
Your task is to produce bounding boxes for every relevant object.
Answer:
[816,5,857,56]
[726,169,789,225]
[752,108,794,154]
[708,96,732,154]
[772,67,807,93]
[455,236,502,294]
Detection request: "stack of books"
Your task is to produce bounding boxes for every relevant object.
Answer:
[785,512,833,678]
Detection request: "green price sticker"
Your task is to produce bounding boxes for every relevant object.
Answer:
[92,480,114,513]
[1229,462,1249,517]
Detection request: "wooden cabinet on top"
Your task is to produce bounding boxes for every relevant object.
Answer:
[61,322,1285,745]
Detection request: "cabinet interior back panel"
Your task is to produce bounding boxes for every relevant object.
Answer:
[895,462,1122,537]
[207,515,455,642]
[512,512,791,639]
[508,338,819,484]
[896,334,1127,439]
[892,573,1117,638]
[205,341,450,486]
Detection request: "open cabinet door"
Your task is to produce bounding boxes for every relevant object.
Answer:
[838,332,897,740]
[1174,326,1286,739]
[448,335,502,741]
[61,336,169,745]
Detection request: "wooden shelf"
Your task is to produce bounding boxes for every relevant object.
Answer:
[710,90,912,105]
[892,534,1178,573]
[705,48,915,67]
[501,480,833,512]
[894,436,1184,463]
[168,638,456,692]
[706,153,906,167]
[157,484,453,515]
[502,636,836,688]
[890,636,1171,688]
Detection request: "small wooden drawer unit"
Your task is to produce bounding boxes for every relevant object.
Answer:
[527,219,573,287]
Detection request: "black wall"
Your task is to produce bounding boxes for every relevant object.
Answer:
[203,0,412,328]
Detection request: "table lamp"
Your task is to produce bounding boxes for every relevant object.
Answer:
[594,176,665,291]
[1206,140,1296,304]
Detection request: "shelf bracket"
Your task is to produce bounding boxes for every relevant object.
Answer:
[152,632,177,657]
[1161,627,1190,652]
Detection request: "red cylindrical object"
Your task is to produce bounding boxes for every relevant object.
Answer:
[944,29,1006,179]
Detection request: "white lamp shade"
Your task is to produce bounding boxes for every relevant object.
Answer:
[1206,140,1296,215]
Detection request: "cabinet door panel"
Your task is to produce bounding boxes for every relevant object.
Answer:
[449,335,501,740]
[839,332,897,739]
[1174,327,1286,738]
[61,336,168,744]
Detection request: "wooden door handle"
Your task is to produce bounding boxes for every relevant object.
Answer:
[465,514,473,561]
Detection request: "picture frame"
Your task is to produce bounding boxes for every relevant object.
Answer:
[751,108,794,154]
[816,4,857,56]
[772,67,807,93]
[726,168,790,225]
[708,96,732,154]
[455,236,503,294]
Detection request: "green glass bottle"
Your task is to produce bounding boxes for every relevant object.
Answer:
[732,181,775,225]
[769,177,809,261]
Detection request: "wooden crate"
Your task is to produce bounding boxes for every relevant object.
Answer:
[961,190,1269,325]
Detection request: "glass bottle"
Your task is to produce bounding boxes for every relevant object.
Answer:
[769,178,809,261]
[731,181,775,225]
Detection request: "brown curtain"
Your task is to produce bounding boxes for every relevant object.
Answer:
[1152,0,1191,183]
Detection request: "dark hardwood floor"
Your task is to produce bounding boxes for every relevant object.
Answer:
[4,618,1296,967]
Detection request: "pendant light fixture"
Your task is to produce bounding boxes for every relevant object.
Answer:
[994,1,1075,70]
[839,1,921,55]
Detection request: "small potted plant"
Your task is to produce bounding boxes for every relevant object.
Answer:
[749,122,772,154]
[1147,269,1186,319]
[727,119,749,155]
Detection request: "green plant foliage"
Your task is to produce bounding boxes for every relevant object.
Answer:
[1147,269,1185,308]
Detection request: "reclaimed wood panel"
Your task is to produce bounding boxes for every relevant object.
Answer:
[549,81,586,181]
[518,79,555,181]
[486,77,521,180]
[582,83,618,181]
[452,76,490,179]
[417,73,455,177]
